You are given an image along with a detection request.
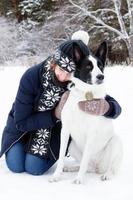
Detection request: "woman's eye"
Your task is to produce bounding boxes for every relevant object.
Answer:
[59,67,64,71]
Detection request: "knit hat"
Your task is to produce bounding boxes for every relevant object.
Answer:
[54,30,90,73]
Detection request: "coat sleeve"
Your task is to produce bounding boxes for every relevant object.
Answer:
[104,95,122,119]
[14,67,57,132]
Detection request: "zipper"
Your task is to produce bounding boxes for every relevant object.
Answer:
[4,131,28,155]
[49,146,57,161]
[4,131,58,162]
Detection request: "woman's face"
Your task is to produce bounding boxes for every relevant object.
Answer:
[54,65,71,82]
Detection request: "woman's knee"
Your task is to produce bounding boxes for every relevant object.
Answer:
[25,153,54,175]
[5,142,25,173]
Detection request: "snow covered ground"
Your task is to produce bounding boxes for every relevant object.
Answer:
[0,65,133,200]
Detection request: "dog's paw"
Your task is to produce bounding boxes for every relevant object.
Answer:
[49,175,61,183]
[63,166,79,172]
[101,172,112,181]
[72,177,84,185]
[63,166,70,172]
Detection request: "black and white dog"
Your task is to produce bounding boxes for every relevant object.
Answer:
[50,32,123,184]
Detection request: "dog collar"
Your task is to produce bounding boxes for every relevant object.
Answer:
[85,91,93,100]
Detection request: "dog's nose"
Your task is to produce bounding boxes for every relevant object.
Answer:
[96,74,104,80]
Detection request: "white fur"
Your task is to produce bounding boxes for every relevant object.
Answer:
[89,55,104,84]
[71,76,106,98]
[49,75,123,184]
[71,30,89,45]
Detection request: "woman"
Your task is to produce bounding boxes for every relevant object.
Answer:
[0,31,121,175]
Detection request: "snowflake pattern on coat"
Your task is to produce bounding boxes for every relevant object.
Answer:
[29,128,51,157]
[38,63,65,111]
[27,60,65,158]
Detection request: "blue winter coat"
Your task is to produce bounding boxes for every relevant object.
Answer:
[0,60,122,158]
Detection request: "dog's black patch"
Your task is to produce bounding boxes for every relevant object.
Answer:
[97,58,104,72]
[79,58,94,84]
[74,41,108,85]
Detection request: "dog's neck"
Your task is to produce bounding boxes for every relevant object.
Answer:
[69,77,106,100]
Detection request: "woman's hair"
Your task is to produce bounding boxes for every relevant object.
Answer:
[49,57,69,88]
[49,58,57,70]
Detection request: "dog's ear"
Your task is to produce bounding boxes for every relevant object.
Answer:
[73,44,83,64]
[95,41,108,66]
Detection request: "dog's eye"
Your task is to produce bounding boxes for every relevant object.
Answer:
[86,65,93,70]
[86,61,93,70]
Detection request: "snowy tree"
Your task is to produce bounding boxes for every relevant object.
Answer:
[18,0,59,23]
[69,0,133,65]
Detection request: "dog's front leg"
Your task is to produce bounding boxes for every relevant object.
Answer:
[72,137,95,184]
[49,126,70,183]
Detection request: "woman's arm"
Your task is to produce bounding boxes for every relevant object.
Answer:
[54,91,122,120]
[14,67,57,132]
[104,95,122,119]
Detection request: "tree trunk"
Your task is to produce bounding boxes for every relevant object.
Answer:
[125,35,133,65]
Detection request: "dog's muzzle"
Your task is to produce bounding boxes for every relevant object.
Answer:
[96,74,104,84]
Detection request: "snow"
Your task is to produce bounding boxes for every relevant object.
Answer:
[0,65,133,200]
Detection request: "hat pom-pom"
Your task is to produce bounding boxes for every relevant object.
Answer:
[71,30,89,45]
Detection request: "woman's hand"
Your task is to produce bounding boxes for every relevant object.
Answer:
[78,99,110,116]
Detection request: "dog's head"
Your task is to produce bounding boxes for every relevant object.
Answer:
[73,41,108,85]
